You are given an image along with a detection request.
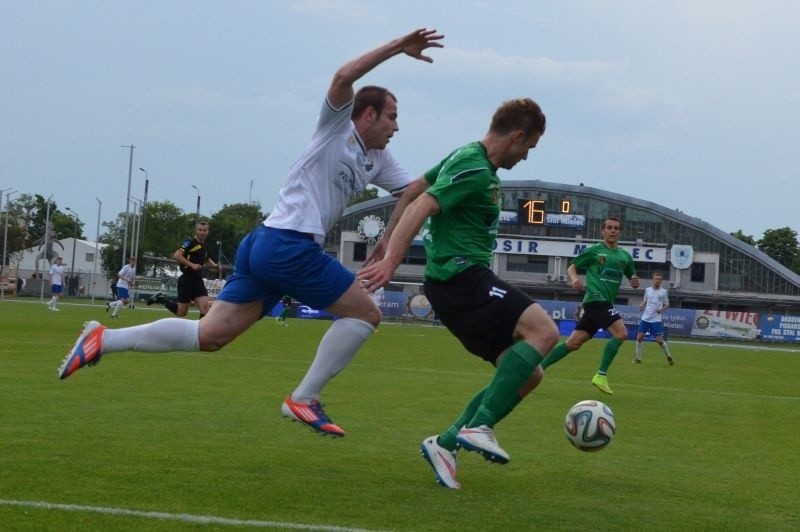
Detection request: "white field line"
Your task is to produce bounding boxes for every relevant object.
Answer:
[0,499,383,531]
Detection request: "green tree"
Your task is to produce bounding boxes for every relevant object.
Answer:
[348,186,380,206]
[208,202,266,270]
[138,201,194,275]
[2,197,32,261]
[730,230,756,246]
[101,201,193,278]
[0,215,27,266]
[757,227,799,268]
[10,193,80,247]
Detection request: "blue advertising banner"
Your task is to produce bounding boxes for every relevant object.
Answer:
[536,301,696,340]
[270,294,794,344]
[759,314,800,343]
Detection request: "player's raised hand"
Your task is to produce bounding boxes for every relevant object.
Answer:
[398,28,444,63]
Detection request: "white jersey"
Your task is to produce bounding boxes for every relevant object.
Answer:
[371,286,385,307]
[117,264,136,290]
[265,97,413,244]
[641,286,669,322]
[48,263,65,285]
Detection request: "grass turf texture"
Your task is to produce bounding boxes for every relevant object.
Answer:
[1,299,799,531]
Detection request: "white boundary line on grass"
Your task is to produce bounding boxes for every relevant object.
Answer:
[0,499,381,531]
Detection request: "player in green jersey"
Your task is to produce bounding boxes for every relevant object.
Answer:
[541,217,640,394]
[358,98,559,489]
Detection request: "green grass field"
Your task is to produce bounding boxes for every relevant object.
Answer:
[1,299,799,531]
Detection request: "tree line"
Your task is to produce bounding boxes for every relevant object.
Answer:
[730,228,800,274]
[1,193,266,279]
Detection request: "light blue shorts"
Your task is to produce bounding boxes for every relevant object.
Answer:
[216,225,354,317]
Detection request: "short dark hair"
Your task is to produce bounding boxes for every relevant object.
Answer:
[604,216,622,228]
[353,85,396,119]
[489,98,546,137]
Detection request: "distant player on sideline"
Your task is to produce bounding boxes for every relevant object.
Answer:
[148,221,219,319]
[108,257,136,319]
[540,217,640,394]
[276,295,292,326]
[634,272,674,365]
[47,257,65,311]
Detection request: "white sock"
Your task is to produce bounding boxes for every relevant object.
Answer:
[661,341,672,357]
[635,341,643,359]
[111,300,124,316]
[102,318,200,353]
[49,296,57,308]
[291,318,375,402]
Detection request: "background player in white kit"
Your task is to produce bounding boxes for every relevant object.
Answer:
[108,256,136,319]
[635,272,674,365]
[59,28,444,439]
[47,257,65,311]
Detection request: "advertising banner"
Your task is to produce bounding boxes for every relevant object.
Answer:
[270,293,793,344]
[690,310,759,340]
[759,314,800,343]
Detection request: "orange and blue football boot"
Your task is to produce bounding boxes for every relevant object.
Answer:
[58,321,107,379]
[281,395,345,437]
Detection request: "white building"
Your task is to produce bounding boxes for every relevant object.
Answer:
[12,238,109,298]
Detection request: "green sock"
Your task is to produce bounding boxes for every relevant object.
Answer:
[598,337,624,373]
[437,388,486,452]
[541,341,571,369]
[497,392,524,424]
[467,341,542,428]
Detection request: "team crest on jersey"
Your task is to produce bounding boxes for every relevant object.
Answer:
[597,254,606,265]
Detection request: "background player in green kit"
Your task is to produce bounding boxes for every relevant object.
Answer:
[541,217,640,394]
[358,98,559,489]
[276,295,292,326]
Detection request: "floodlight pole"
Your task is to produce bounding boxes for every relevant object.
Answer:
[1,188,17,299]
[121,144,135,267]
[65,207,80,296]
[191,185,200,225]
[39,195,54,301]
[92,197,101,305]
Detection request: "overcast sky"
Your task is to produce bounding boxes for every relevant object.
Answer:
[2,0,798,243]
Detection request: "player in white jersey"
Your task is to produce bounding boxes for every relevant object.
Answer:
[107,257,136,318]
[635,272,674,364]
[59,29,444,439]
[47,257,65,311]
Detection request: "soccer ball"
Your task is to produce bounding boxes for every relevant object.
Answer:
[564,400,616,452]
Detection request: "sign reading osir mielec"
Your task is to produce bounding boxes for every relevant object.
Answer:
[493,238,667,263]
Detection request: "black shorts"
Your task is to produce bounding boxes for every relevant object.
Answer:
[177,274,208,304]
[574,301,622,336]
[423,266,535,364]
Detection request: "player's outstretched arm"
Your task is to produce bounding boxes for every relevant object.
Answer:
[328,28,444,109]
